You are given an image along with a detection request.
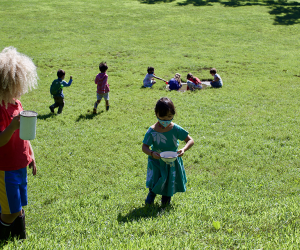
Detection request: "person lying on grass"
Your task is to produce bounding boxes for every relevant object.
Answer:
[142,97,194,206]
[0,46,38,241]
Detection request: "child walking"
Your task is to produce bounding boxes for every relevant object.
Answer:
[210,68,223,88]
[186,73,202,91]
[143,66,167,88]
[93,62,109,113]
[0,47,38,241]
[49,69,73,114]
[142,97,194,206]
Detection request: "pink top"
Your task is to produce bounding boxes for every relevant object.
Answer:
[0,100,32,171]
[189,77,201,85]
[95,72,109,94]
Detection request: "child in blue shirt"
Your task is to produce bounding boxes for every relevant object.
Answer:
[210,68,223,88]
[143,67,167,88]
[49,69,73,114]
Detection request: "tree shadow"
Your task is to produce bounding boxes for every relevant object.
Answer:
[117,204,173,223]
[76,111,104,122]
[138,0,300,25]
[138,0,175,3]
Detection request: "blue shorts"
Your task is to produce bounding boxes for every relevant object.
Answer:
[97,92,109,101]
[0,167,28,214]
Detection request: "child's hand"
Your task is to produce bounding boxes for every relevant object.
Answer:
[177,149,185,157]
[29,159,37,176]
[10,114,20,131]
[70,76,73,79]
[152,151,161,159]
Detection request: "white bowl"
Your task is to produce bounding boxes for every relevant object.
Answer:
[160,151,178,163]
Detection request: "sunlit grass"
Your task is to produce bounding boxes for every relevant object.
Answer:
[1,0,300,248]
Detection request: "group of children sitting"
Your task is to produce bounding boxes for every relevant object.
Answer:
[143,66,223,91]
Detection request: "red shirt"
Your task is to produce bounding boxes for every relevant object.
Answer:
[0,100,32,171]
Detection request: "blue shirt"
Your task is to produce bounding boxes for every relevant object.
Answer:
[53,78,73,98]
[168,78,181,91]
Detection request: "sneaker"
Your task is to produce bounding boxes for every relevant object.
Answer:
[93,108,97,114]
[49,106,54,113]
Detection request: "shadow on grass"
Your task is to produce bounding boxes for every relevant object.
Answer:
[139,0,175,3]
[117,204,173,223]
[76,111,104,122]
[138,0,300,25]
[37,113,55,120]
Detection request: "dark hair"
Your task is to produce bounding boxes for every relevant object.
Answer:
[57,69,65,78]
[210,68,217,74]
[147,66,154,74]
[99,62,108,73]
[155,97,176,117]
[187,73,193,80]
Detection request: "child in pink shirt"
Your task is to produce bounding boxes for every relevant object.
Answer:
[93,62,109,113]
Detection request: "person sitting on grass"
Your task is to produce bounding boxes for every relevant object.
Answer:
[49,69,73,114]
[186,73,202,91]
[210,68,223,88]
[0,46,38,241]
[142,97,194,206]
[143,66,167,88]
[93,62,110,113]
[168,73,182,91]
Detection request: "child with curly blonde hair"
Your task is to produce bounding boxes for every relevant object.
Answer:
[0,47,38,241]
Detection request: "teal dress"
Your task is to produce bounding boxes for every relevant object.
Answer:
[143,123,189,197]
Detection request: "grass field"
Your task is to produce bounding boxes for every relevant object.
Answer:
[1,0,300,249]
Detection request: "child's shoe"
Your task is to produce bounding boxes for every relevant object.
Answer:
[11,209,26,239]
[161,196,171,206]
[145,190,156,205]
[49,106,54,113]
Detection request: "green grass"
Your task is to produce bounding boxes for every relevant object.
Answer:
[1,0,300,248]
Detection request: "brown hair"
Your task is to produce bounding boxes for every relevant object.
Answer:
[210,68,217,74]
[57,69,65,78]
[147,66,154,74]
[99,62,108,73]
[155,97,176,117]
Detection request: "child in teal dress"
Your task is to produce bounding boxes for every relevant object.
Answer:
[142,97,194,206]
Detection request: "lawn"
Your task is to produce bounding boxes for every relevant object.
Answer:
[1,0,300,248]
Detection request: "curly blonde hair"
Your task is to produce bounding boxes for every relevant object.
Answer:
[0,47,38,107]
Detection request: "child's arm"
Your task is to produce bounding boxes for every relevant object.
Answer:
[0,115,20,147]
[142,143,160,159]
[28,142,37,176]
[153,75,167,83]
[62,77,73,87]
[177,135,194,157]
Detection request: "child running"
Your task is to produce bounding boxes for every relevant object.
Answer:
[210,68,223,88]
[0,47,38,241]
[93,62,109,113]
[143,66,167,88]
[186,73,202,91]
[142,97,194,206]
[49,69,73,114]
